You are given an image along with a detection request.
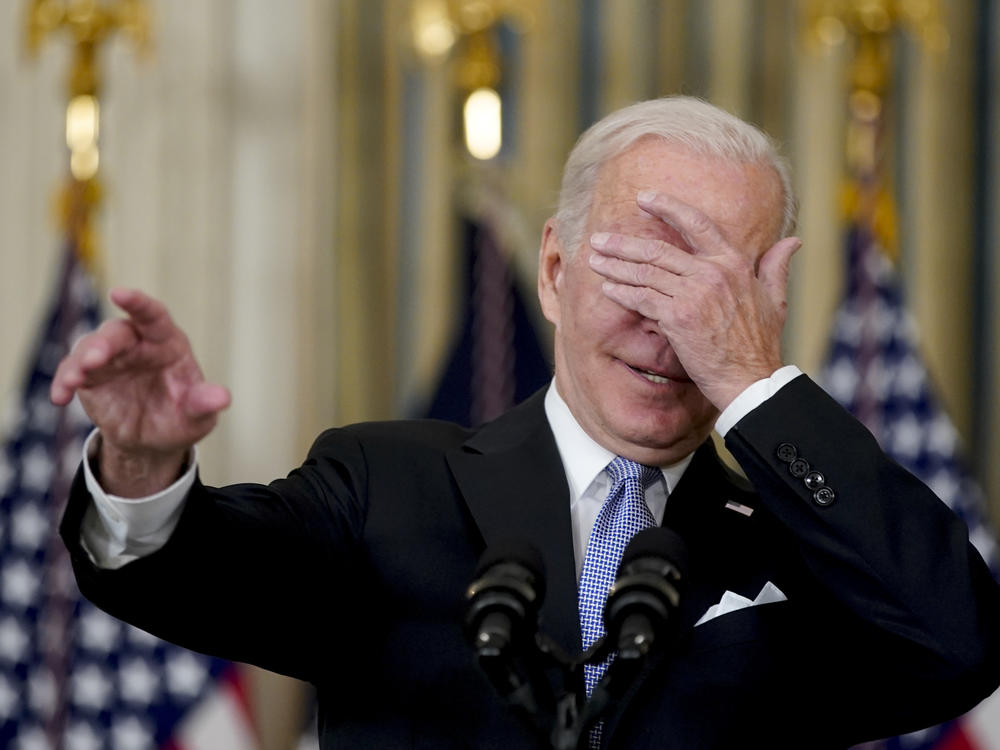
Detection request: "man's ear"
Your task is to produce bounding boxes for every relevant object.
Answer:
[538,218,565,327]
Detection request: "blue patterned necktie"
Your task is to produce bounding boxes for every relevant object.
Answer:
[578,456,659,748]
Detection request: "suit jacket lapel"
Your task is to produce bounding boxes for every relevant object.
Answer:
[662,439,760,631]
[446,389,582,655]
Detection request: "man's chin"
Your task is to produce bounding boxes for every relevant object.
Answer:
[604,413,713,460]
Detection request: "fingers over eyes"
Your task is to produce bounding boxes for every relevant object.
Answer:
[599,281,667,322]
[590,232,697,276]
[588,253,682,295]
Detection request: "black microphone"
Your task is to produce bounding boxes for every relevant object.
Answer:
[465,540,553,732]
[465,541,559,741]
[604,527,687,662]
[569,528,688,746]
[465,541,546,659]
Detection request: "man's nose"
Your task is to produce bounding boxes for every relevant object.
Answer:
[639,314,666,339]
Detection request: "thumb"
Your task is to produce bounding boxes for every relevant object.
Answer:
[184,382,232,420]
[757,237,801,307]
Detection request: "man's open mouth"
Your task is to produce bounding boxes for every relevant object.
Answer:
[627,363,672,384]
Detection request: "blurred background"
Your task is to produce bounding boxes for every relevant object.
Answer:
[1,0,999,748]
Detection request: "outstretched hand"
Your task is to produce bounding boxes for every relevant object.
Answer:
[587,191,801,411]
[51,288,230,496]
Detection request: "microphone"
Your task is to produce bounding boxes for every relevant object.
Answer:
[604,527,687,662]
[465,541,551,724]
[569,528,688,746]
[465,541,546,659]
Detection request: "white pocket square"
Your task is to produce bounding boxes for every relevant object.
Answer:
[694,582,787,627]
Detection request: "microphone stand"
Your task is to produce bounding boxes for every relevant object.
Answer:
[468,528,686,748]
[469,605,673,748]
[474,626,616,750]
[548,631,651,750]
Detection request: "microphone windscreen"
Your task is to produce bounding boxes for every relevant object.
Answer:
[473,540,547,599]
[619,527,688,578]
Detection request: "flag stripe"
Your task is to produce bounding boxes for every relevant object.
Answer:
[174,667,258,750]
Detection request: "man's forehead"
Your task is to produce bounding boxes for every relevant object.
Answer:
[586,139,782,253]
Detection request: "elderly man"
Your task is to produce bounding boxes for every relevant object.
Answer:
[54,97,1000,749]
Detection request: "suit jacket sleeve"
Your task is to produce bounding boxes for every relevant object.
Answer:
[60,426,373,683]
[724,374,1000,727]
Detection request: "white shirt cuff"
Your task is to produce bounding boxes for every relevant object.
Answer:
[714,365,803,437]
[80,429,198,569]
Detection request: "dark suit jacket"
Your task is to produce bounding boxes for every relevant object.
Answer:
[61,376,1000,748]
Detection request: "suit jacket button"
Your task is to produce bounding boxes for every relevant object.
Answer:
[789,458,810,478]
[813,487,836,506]
[804,471,825,490]
[776,443,797,462]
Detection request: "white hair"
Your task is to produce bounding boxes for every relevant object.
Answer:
[554,96,797,253]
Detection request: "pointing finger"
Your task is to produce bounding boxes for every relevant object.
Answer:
[108,287,177,343]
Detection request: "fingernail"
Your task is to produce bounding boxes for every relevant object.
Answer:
[637,190,657,203]
[590,232,610,247]
[589,253,605,266]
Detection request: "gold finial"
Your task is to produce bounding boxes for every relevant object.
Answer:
[26,0,150,96]
[806,0,946,257]
[409,0,535,160]
[24,0,150,270]
[409,0,535,64]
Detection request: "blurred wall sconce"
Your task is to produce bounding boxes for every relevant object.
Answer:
[67,94,100,180]
[463,86,502,159]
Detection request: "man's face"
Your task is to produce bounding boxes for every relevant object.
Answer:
[538,137,784,465]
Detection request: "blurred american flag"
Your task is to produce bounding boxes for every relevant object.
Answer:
[0,249,257,750]
[821,225,1000,750]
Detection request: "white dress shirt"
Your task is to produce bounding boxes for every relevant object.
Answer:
[543,384,691,580]
[80,366,803,571]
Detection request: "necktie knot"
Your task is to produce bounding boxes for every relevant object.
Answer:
[605,456,660,493]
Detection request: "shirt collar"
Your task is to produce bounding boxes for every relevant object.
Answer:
[543,380,694,502]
